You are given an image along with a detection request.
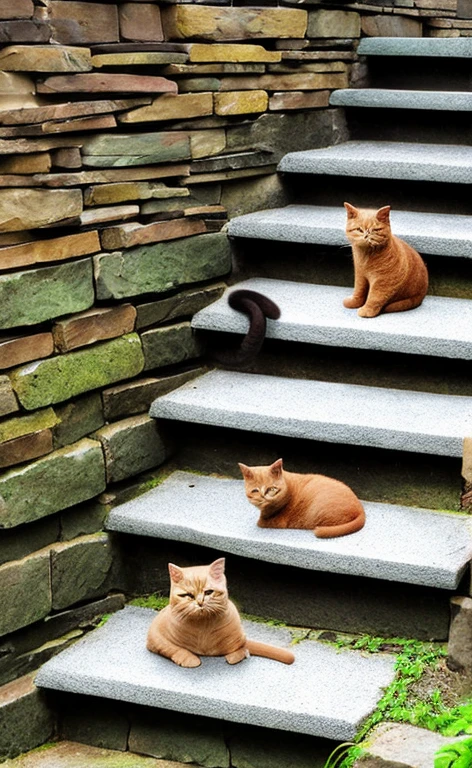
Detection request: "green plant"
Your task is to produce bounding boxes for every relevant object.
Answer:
[322,743,361,768]
[130,594,169,611]
[434,737,472,768]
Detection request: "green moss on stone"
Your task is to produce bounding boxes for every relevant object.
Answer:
[0,408,58,444]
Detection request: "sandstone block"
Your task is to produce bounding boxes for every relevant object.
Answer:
[53,305,137,353]
[141,321,203,371]
[0,0,34,19]
[269,90,330,110]
[190,129,226,158]
[0,231,100,271]
[10,334,144,410]
[0,260,94,331]
[102,369,203,421]
[80,204,138,227]
[0,72,39,112]
[37,73,177,95]
[307,10,361,38]
[163,62,265,76]
[189,44,281,63]
[0,153,51,173]
[0,20,50,44]
[94,232,231,300]
[100,217,207,250]
[0,333,54,370]
[119,3,163,42]
[220,72,348,91]
[447,596,472,674]
[0,98,151,126]
[178,77,221,93]
[0,377,18,418]
[53,393,104,450]
[0,45,92,72]
[0,673,54,760]
[34,163,190,187]
[361,14,422,36]
[95,414,169,483]
[136,283,225,329]
[84,181,188,207]
[52,147,82,169]
[458,0,472,18]
[92,52,187,68]
[47,1,119,45]
[166,166,276,185]
[162,7,307,41]
[118,92,213,123]
[0,552,51,636]
[214,90,268,115]
[0,187,82,233]
[82,131,190,166]
[0,407,58,444]
[50,533,113,610]
[42,113,117,135]
[0,430,53,470]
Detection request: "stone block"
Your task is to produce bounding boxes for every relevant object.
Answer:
[214,91,268,115]
[458,0,472,18]
[58,698,130,751]
[178,77,221,93]
[0,259,94,331]
[189,43,281,63]
[220,72,348,91]
[47,1,119,45]
[52,147,82,169]
[102,369,204,421]
[136,282,225,329]
[190,129,226,158]
[119,92,213,123]
[0,377,18,418]
[92,52,187,68]
[0,431,53,470]
[84,181,188,207]
[0,72,38,112]
[353,723,472,768]
[0,153,51,173]
[0,231,100,270]
[0,516,59,568]
[53,393,105,450]
[2,742,169,767]
[307,10,361,38]
[0,20,50,44]
[361,14,423,36]
[141,321,203,371]
[0,333,54,370]
[53,305,137,353]
[220,174,288,218]
[162,7,307,41]
[26,164,190,187]
[0,408,58,444]
[0,98,151,127]
[80,205,138,227]
[447,595,472,674]
[94,232,231,301]
[37,73,177,95]
[94,414,169,483]
[50,533,113,610]
[60,499,109,541]
[0,0,34,19]
[0,187,82,233]
[82,131,189,166]
[10,334,144,410]
[100,217,207,250]
[230,726,330,768]
[0,45,92,72]
[119,3,163,42]
[0,674,54,760]
[269,90,330,111]
[0,438,106,528]
[0,552,51,636]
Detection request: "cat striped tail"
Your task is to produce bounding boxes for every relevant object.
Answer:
[214,289,281,368]
[246,639,295,665]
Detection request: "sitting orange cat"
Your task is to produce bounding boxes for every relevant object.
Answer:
[239,458,365,538]
[344,202,428,317]
[147,557,295,667]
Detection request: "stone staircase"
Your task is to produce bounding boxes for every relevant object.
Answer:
[35,37,472,763]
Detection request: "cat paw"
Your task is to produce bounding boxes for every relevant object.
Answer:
[171,649,201,668]
[357,306,381,318]
[343,296,364,309]
[225,648,249,665]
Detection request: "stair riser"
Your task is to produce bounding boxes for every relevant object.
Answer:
[366,57,472,92]
[346,108,472,148]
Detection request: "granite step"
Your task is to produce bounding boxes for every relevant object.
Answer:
[149,370,472,458]
[106,470,472,589]
[35,605,396,742]
[278,141,472,185]
[358,37,472,58]
[330,89,472,112]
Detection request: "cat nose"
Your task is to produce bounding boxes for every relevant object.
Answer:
[197,594,204,606]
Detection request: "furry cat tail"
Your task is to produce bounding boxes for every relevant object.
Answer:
[213,289,281,368]
[246,639,295,665]
[314,511,365,539]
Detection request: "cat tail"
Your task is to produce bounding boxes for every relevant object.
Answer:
[314,507,366,539]
[213,289,281,369]
[246,639,295,665]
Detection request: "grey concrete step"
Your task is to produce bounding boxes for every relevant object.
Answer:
[330,89,472,112]
[107,470,472,589]
[278,141,472,185]
[358,37,472,58]
[192,278,472,360]
[35,605,396,741]
[149,370,472,458]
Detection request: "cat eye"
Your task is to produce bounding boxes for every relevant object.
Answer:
[180,592,194,599]
[204,589,214,595]
[250,488,259,494]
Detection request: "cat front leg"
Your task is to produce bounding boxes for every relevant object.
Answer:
[225,646,250,665]
[147,628,201,667]
[343,274,369,309]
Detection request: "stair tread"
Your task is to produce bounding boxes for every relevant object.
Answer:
[149,370,472,458]
[358,37,472,57]
[192,278,472,360]
[35,605,396,741]
[107,470,472,589]
[278,141,472,184]
[330,88,472,111]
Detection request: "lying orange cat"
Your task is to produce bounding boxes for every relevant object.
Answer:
[147,557,295,667]
[344,202,428,317]
[239,458,365,538]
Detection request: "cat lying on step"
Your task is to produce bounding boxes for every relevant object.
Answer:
[213,289,280,368]
[147,557,295,667]
[343,202,428,317]
[239,458,365,538]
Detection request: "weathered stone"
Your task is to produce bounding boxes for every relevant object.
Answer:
[0,187,82,232]
[269,90,330,110]
[220,174,288,218]
[0,438,106,528]
[0,99,151,127]
[82,131,190,167]
[0,45,92,72]
[102,369,204,421]
[162,7,307,41]
[95,414,169,483]
[0,135,83,155]
[2,742,173,768]
[140,191,221,216]
[42,114,117,135]
[163,62,265,76]
[189,43,281,63]
[447,596,472,674]
[119,3,163,42]
[80,204,139,226]
[92,52,186,68]
[0,20,50,44]
[0,72,39,112]
[118,93,213,123]
[353,723,471,768]
[0,0,33,19]
[37,73,177,95]
[230,727,328,768]
[100,217,207,250]
[84,181,189,207]
[0,408,58,444]
[59,702,130,753]
[0,153,51,173]
[0,430,53,469]
[0,333,53,370]
[190,129,226,158]
[50,533,113,610]
[94,232,231,300]
[185,166,276,184]
[0,231,100,270]
[220,72,348,91]
[0,516,59,568]
[0,630,83,690]
[0,552,51,636]
[0,674,54,761]
[30,164,191,187]
[10,334,144,410]
[214,90,268,115]
[307,9,361,38]
[361,14,423,36]
[136,283,225,329]
[0,377,18,418]
[53,305,137,353]
[52,147,82,169]
[60,500,110,541]
[47,1,119,45]
[177,77,221,93]
[53,393,104,449]
[0,259,94,331]
[458,0,472,18]
[141,322,203,371]
[190,151,273,173]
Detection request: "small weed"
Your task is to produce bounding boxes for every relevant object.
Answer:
[96,613,111,627]
[434,737,472,767]
[130,594,169,611]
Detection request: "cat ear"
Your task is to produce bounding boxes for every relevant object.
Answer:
[238,462,254,479]
[270,458,283,477]
[168,562,184,583]
[209,557,225,580]
[344,202,358,219]
[376,205,391,222]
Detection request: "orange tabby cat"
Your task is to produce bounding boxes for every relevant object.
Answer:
[239,458,365,538]
[343,202,428,317]
[147,558,295,667]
